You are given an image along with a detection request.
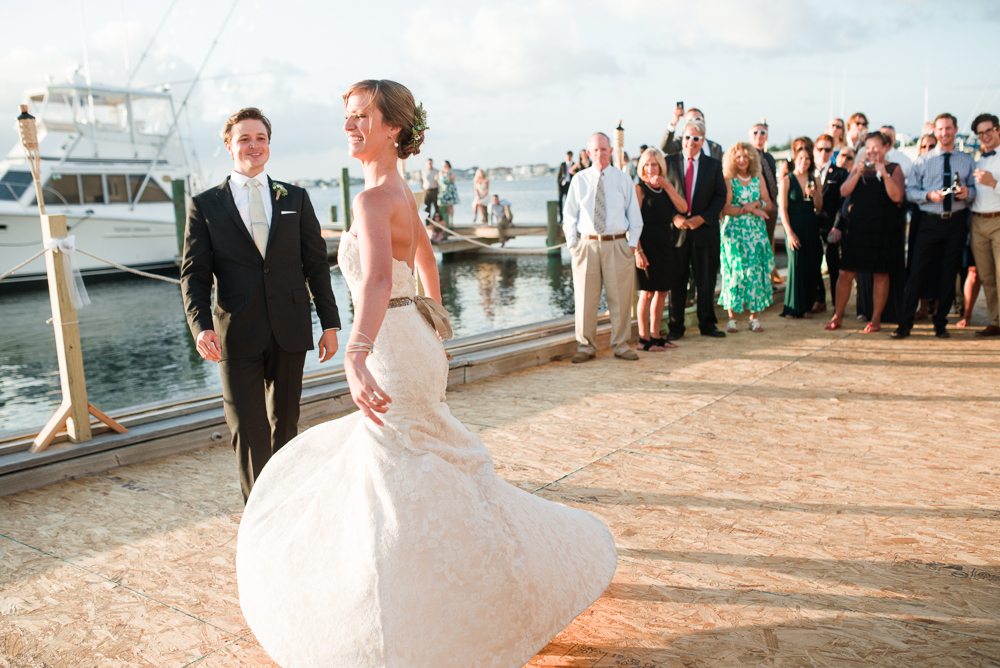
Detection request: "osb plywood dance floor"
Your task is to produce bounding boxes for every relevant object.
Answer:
[2,302,999,667]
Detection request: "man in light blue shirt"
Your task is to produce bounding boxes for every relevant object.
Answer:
[562,132,643,362]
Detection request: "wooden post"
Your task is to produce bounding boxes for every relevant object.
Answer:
[17,105,127,453]
[547,201,560,258]
[172,179,186,255]
[340,167,352,232]
[37,213,91,446]
[614,120,625,170]
[329,205,338,224]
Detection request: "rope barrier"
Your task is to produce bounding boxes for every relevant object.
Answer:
[75,249,181,284]
[0,249,46,282]
[425,219,567,255]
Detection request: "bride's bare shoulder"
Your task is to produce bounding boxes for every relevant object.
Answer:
[352,182,408,224]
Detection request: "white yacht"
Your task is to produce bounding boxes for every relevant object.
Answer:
[0,80,190,287]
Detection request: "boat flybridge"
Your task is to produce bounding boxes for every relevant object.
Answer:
[0,80,191,287]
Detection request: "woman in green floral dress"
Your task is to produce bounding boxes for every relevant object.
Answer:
[718,142,775,332]
[437,160,460,225]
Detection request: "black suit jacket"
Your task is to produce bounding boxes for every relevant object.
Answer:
[180,176,341,358]
[557,162,572,193]
[818,165,849,234]
[664,153,727,247]
[660,128,724,162]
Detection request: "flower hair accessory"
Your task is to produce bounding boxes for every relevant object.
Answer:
[412,102,428,140]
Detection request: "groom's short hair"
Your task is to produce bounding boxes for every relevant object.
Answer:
[223,108,272,144]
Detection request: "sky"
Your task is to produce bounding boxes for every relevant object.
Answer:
[1,0,998,184]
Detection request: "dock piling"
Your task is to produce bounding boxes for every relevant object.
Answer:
[340,167,352,232]
[546,201,560,257]
[172,179,186,254]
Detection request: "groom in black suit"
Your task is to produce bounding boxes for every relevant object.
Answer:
[180,107,341,501]
[664,120,727,340]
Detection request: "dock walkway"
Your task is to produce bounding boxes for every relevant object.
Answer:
[2,300,998,667]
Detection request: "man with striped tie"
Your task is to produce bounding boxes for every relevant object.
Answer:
[562,132,643,363]
[181,107,341,502]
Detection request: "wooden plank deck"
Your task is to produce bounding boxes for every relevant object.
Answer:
[1,295,998,667]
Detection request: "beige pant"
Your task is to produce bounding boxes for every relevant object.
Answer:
[570,237,635,355]
[971,213,1000,327]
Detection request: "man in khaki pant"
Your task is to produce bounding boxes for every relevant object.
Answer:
[971,112,1000,337]
[562,132,643,362]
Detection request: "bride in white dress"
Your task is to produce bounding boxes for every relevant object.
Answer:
[236,79,617,668]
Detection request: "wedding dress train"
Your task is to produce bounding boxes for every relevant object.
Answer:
[237,232,617,668]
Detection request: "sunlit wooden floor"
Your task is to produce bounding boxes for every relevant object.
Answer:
[2,293,998,667]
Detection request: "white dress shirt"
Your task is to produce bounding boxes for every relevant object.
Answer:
[972,151,1000,214]
[562,164,643,248]
[561,161,573,186]
[886,148,913,180]
[229,170,272,236]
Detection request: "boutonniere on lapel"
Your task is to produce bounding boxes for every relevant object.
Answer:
[272,182,288,200]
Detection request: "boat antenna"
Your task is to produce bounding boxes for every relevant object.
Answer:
[125,0,180,87]
[120,0,131,77]
[131,0,240,207]
[78,0,92,86]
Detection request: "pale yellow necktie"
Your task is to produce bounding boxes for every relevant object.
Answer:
[246,178,268,258]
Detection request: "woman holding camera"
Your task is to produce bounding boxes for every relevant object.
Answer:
[825,131,905,332]
[779,146,823,318]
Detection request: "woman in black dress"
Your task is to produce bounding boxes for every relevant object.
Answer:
[825,132,906,332]
[634,147,687,350]
[779,146,823,318]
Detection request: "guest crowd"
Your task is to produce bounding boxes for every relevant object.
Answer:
[559,106,1000,361]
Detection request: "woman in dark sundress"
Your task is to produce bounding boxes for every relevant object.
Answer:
[825,131,906,332]
[634,147,687,350]
[779,146,823,318]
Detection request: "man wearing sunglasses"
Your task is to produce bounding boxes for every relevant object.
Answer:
[812,134,849,313]
[664,120,728,340]
[970,113,1000,337]
[660,107,723,161]
[846,112,869,153]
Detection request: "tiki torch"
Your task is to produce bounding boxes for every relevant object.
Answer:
[17,105,45,215]
[613,119,625,170]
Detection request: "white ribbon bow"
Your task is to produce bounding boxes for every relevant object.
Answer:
[43,235,77,253]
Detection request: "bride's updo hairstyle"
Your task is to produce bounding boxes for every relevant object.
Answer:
[343,79,426,159]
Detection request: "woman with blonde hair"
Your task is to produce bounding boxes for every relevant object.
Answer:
[634,147,687,350]
[236,80,616,668]
[827,118,848,160]
[471,168,489,222]
[718,142,775,331]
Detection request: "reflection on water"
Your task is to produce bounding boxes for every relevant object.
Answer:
[0,252,582,432]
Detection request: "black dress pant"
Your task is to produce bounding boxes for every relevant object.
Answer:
[220,333,307,502]
[557,184,570,223]
[423,187,439,216]
[669,240,719,335]
[899,212,968,331]
[815,235,841,308]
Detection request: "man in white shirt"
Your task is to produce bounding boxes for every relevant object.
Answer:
[971,112,1000,337]
[562,132,643,362]
[421,159,439,217]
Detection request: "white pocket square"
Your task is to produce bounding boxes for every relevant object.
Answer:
[281,210,297,214]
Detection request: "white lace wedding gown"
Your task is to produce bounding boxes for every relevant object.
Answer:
[237,232,617,668]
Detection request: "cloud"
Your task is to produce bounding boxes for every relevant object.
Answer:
[402,0,621,91]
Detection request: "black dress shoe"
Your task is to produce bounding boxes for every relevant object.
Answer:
[935,326,951,339]
[665,331,683,341]
[701,329,726,338]
[890,327,910,339]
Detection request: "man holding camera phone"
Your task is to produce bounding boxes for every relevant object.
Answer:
[894,113,977,339]
[660,103,723,161]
